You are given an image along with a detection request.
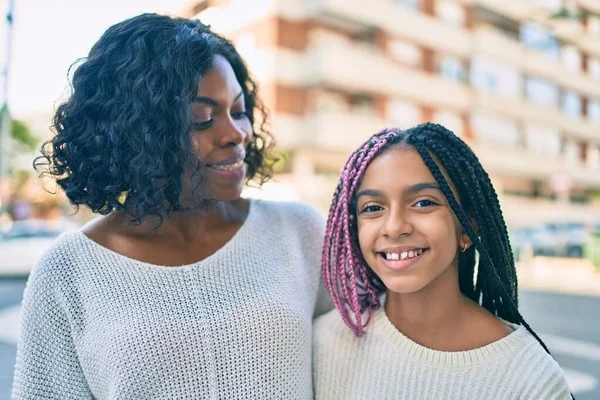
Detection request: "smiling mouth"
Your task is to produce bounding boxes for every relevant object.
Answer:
[379,248,429,261]
[207,160,244,171]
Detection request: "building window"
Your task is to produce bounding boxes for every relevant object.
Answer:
[562,91,582,118]
[561,45,581,73]
[520,23,559,59]
[589,16,600,37]
[438,55,465,82]
[524,125,561,156]
[388,39,422,68]
[434,111,463,137]
[388,100,421,129]
[590,58,600,81]
[471,56,521,97]
[525,77,559,107]
[471,113,520,147]
[396,0,419,10]
[436,0,464,26]
[589,99,600,124]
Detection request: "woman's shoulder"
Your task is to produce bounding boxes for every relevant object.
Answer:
[314,308,357,343]
[25,229,91,291]
[253,199,326,232]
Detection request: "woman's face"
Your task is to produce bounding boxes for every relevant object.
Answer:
[187,54,253,203]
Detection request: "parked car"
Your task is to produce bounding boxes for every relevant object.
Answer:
[0,219,78,276]
[511,222,598,259]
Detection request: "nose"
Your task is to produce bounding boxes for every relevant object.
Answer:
[216,115,249,147]
[382,207,413,239]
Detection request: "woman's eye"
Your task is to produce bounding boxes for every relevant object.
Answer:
[360,204,383,214]
[193,120,213,130]
[232,111,248,120]
[414,199,438,208]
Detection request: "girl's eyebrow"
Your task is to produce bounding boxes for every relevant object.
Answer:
[405,182,442,195]
[355,182,443,202]
[354,189,382,202]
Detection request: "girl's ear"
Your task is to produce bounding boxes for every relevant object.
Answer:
[459,216,479,252]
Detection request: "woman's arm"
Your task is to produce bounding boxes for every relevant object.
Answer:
[12,260,92,400]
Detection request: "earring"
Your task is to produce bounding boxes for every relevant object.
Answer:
[461,243,469,253]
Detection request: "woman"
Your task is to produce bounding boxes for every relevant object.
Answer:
[13,13,329,400]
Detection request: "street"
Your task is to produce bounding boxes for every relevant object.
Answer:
[0,279,598,399]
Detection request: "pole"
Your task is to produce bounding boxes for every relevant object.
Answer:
[0,0,15,217]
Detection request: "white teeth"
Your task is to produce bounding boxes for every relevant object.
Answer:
[383,249,426,261]
[210,160,243,171]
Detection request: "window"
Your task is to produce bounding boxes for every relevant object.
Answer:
[471,56,522,97]
[562,91,582,118]
[388,40,422,67]
[520,23,559,59]
[589,100,600,124]
[438,56,465,82]
[434,111,463,137]
[561,45,581,73]
[525,77,559,107]
[436,0,464,26]
[590,59,600,81]
[388,100,421,129]
[588,16,600,37]
[396,0,419,10]
[471,113,520,147]
[524,125,561,156]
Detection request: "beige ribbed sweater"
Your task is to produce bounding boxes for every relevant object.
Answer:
[13,200,330,400]
[314,307,571,399]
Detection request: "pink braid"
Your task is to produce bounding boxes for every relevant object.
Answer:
[321,128,400,336]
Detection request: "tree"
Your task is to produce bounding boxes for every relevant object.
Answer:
[10,119,38,151]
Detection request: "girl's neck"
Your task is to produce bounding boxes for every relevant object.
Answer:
[384,263,471,345]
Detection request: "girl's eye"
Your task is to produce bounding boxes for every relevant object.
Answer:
[360,204,383,214]
[232,111,248,120]
[193,120,213,130]
[413,199,438,208]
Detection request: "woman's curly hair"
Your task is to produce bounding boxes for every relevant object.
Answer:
[35,13,275,223]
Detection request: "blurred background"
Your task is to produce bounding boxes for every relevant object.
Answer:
[1,0,600,398]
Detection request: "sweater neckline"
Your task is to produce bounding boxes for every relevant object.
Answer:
[371,306,531,369]
[73,199,257,271]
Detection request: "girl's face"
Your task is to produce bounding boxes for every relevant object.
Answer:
[355,146,469,295]
[187,54,253,203]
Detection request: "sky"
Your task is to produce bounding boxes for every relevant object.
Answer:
[2,0,189,120]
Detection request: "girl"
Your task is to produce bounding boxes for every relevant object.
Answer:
[13,14,329,399]
[314,124,572,399]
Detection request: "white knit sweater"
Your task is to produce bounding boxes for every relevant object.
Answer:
[13,200,330,400]
[314,307,572,400]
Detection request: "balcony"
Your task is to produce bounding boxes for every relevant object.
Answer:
[308,0,471,57]
[306,37,472,112]
[473,26,600,99]
[473,91,600,144]
[306,111,386,152]
[271,110,385,152]
[470,142,600,188]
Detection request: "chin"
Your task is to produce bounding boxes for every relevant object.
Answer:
[380,275,430,295]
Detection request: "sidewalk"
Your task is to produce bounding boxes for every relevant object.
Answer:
[518,257,600,297]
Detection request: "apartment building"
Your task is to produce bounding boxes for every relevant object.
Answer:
[182,0,600,226]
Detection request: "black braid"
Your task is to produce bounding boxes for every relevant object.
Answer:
[401,123,550,355]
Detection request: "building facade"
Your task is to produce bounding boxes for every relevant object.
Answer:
[183,0,600,226]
